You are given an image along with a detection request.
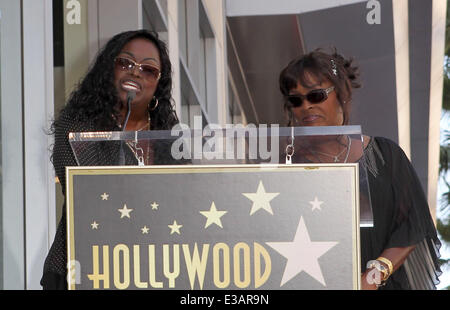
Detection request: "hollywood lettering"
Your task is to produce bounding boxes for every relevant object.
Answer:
[87,242,272,289]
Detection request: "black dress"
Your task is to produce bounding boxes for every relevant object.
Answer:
[40,111,127,289]
[40,110,179,289]
[360,136,441,289]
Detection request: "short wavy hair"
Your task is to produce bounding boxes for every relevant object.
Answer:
[55,29,178,130]
[279,48,361,126]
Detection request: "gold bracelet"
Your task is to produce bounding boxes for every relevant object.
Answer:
[376,257,393,278]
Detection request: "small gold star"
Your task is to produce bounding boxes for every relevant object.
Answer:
[242,180,280,215]
[118,204,133,219]
[100,193,109,200]
[168,220,182,235]
[141,226,150,234]
[151,202,159,210]
[91,221,99,229]
[200,202,227,229]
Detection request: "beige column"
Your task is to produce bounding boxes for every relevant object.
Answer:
[392,0,411,159]
[167,0,182,116]
[63,0,90,100]
[428,0,447,221]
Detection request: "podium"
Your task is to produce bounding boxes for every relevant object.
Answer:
[66,126,372,290]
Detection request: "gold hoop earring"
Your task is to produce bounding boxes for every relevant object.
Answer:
[151,97,159,111]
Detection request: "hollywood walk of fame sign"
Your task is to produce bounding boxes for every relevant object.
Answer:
[66,164,361,290]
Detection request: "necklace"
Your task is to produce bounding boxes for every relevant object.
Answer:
[135,120,150,131]
[117,108,151,131]
[310,136,352,163]
[126,140,151,166]
[124,112,152,165]
[119,118,150,131]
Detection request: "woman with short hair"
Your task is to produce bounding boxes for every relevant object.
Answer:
[279,49,441,289]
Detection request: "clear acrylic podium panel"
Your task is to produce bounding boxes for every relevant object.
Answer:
[69,125,373,227]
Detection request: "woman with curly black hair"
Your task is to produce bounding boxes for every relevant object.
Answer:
[41,29,179,289]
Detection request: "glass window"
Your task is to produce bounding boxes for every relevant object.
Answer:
[157,0,168,17]
[178,0,188,63]
[198,0,216,108]
[180,59,205,128]
[178,0,216,123]
[143,0,168,41]
[228,78,243,125]
[198,27,207,111]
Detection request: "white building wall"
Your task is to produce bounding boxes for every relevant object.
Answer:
[0,0,25,290]
[22,0,55,289]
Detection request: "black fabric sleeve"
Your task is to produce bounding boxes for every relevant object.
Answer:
[376,137,441,289]
[41,111,139,289]
[52,111,83,196]
[41,112,85,289]
[41,111,99,289]
[379,137,438,249]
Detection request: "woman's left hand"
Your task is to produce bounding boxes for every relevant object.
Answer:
[361,270,379,290]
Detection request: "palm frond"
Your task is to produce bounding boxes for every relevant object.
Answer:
[437,218,450,243]
[443,78,450,110]
[441,182,450,213]
[439,258,450,268]
[440,144,450,175]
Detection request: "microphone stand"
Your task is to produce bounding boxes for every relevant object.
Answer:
[119,91,136,165]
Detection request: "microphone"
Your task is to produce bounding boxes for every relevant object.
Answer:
[122,91,136,131]
[119,91,136,165]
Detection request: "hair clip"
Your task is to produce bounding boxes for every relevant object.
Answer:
[331,59,337,76]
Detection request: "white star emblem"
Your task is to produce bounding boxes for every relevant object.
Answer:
[242,181,280,215]
[168,220,182,235]
[266,216,339,287]
[151,202,159,210]
[91,221,99,229]
[199,202,228,228]
[309,196,324,211]
[100,193,109,200]
[118,204,133,219]
[141,226,150,234]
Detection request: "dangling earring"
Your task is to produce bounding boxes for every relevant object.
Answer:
[150,96,159,111]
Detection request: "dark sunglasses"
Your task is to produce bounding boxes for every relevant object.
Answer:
[114,57,161,81]
[286,86,335,107]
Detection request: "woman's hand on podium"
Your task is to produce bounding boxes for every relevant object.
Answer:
[361,270,379,290]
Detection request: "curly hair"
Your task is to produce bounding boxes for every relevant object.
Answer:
[279,48,361,126]
[54,29,178,131]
